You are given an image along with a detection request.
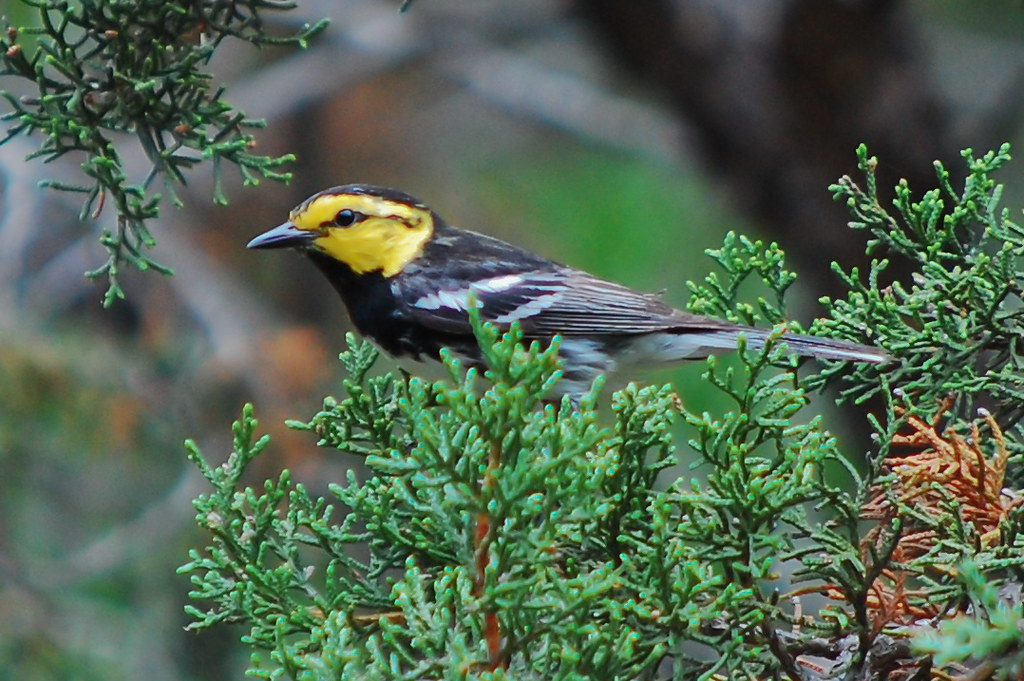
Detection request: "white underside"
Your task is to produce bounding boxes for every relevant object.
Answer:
[553,333,740,395]
[366,328,882,397]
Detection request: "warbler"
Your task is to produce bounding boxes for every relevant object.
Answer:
[247,184,888,395]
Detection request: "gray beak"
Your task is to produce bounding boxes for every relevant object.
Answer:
[247,222,316,249]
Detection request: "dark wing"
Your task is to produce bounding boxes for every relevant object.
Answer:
[390,227,890,364]
[393,227,716,337]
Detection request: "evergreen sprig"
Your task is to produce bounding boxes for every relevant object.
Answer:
[181,313,886,677]
[182,323,596,675]
[816,144,1024,454]
[685,231,797,328]
[0,0,328,303]
[813,143,1024,674]
[915,561,1024,678]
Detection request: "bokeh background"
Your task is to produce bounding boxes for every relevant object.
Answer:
[2,0,1024,678]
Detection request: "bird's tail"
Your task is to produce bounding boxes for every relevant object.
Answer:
[709,327,890,364]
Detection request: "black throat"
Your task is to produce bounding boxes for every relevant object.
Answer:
[305,250,474,363]
[306,251,398,338]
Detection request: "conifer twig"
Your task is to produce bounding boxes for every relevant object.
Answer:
[476,438,504,670]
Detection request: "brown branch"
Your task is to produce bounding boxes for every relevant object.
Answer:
[474,439,505,671]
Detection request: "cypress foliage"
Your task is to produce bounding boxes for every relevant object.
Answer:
[0,0,326,303]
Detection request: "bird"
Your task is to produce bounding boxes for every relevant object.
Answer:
[247,184,888,396]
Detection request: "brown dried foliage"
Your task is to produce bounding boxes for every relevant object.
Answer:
[853,399,1018,632]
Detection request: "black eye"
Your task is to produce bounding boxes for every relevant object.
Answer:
[335,209,359,227]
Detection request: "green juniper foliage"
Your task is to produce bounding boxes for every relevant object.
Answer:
[817,144,1024,672]
[0,0,327,304]
[914,560,1024,678]
[182,146,1024,678]
[181,324,877,676]
[816,144,1024,471]
[684,230,797,329]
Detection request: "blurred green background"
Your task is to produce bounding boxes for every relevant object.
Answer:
[3,0,1024,678]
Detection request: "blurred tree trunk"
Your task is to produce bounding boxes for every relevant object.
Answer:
[576,0,974,300]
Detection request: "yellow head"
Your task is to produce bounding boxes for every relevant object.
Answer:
[247,185,435,277]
